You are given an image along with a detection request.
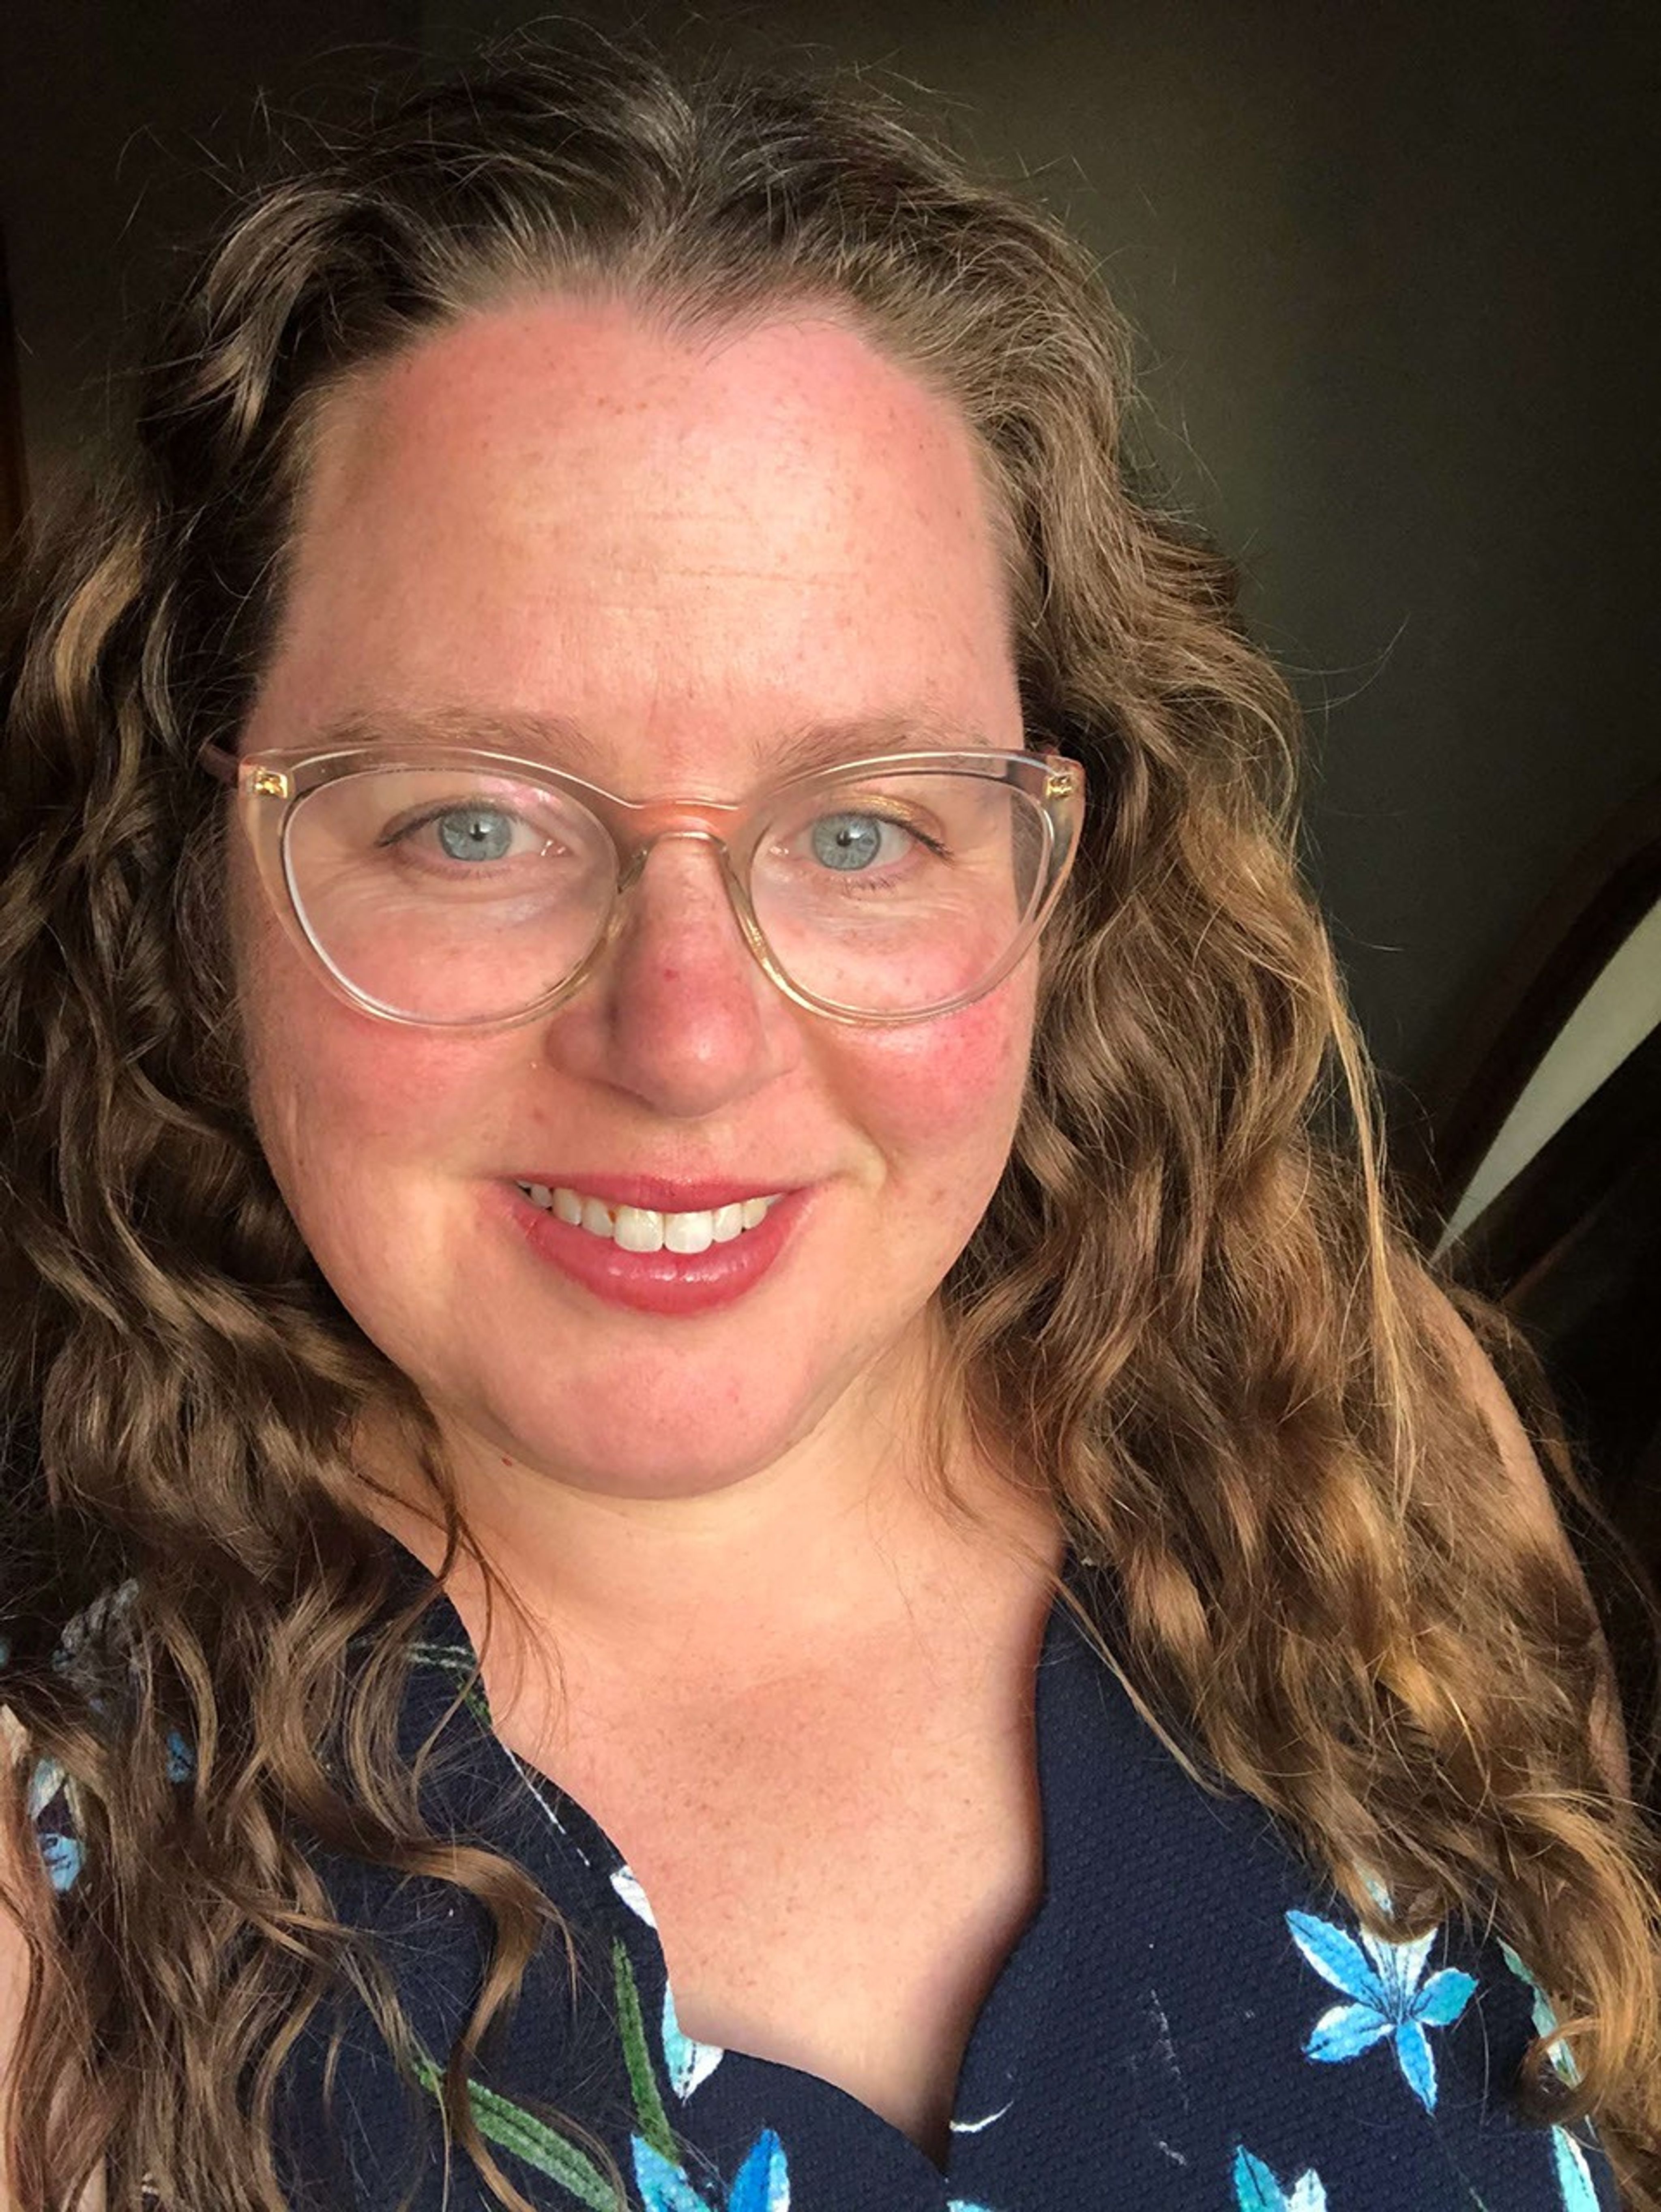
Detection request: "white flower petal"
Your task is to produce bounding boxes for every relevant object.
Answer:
[610,1864,657,1927]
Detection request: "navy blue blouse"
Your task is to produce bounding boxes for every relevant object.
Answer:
[23,1538,1617,2212]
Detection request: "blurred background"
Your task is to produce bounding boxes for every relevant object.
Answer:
[2,0,1657,1748]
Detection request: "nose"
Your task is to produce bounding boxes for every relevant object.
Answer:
[537,833,798,1116]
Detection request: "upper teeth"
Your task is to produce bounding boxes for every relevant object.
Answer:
[516,1183,781,1255]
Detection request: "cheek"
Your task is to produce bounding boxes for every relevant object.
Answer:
[235,837,509,1169]
[834,979,1034,1183]
[256,1043,526,1254]
[281,1027,483,1148]
[239,964,505,1241]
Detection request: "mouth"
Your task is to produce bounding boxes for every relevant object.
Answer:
[513,1181,784,1256]
[501,1175,807,1317]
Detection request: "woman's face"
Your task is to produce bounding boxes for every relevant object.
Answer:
[233,297,1036,1498]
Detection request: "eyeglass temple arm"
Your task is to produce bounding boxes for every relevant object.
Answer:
[198,744,295,803]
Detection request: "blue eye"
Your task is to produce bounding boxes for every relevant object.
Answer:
[810,813,889,871]
[435,808,516,862]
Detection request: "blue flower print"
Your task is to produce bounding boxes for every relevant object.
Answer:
[27,1755,83,1893]
[1233,2146,1328,2211]
[631,2127,788,2212]
[36,1830,84,1892]
[1549,2128,1603,2212]
[1286,1907,1475,2112]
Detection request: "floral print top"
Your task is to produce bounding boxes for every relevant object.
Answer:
[15,1541,1617,2212]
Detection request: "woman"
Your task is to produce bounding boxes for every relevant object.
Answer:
[1,36,1656,2212]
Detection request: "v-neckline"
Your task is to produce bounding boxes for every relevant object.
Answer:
[377,1528,1097,2188]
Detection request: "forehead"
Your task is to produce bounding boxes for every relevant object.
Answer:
[248,296,1024,788]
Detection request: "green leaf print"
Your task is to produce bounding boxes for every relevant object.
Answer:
[614,1937,678,2163]
[411,2043,623,2210]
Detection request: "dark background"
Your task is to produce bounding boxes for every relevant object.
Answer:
[1,0,1657,1107]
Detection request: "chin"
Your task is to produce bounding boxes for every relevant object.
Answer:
[457,1355,862,1500]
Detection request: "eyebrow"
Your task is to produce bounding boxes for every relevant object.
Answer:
[303,705,1002,786]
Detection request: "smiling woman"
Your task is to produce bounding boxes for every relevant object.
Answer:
[0,32,1657,2212]
[219,301,1050,1498]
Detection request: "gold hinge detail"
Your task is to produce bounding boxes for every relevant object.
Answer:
[249,768,291,800]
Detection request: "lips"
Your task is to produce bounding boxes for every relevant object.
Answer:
[495,1178,811,1317]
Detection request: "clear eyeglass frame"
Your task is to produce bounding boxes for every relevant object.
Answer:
[200,738,1086,1030]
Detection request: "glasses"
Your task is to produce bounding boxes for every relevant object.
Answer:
[201,740,1084,1029]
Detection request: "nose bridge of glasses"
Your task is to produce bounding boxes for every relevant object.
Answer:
[609,823,773,982]
[601,819,776,991]
[597,779,745,855]
[611,817,744,889]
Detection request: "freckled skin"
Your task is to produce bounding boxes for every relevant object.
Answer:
[234,299,1037,1524]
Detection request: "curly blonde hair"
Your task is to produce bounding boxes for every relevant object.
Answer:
[2,31,1657,2211]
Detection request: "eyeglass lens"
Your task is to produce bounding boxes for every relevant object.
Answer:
[281,765,1052,1023]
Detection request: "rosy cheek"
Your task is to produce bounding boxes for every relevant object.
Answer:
[237,864,472,1141]
[829,979,1034,1162]
[251,979,507,1166]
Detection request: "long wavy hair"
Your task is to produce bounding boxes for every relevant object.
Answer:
[2,34,1657,2212]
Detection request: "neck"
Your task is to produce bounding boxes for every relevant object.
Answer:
[356,1344,1063,1698]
